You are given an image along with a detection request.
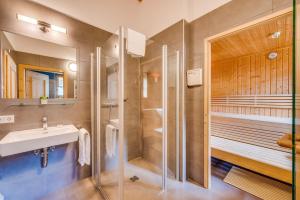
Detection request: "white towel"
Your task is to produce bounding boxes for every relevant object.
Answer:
[78,128,90,166]
[106,124,117,157]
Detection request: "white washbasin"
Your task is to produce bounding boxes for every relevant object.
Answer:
[110,119,119,128]
[0,124,79,157]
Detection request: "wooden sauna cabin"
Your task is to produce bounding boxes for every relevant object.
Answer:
[210,12,293,184]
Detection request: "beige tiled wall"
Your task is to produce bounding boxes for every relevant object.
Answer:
[141,20,186,177]
[0,0,111,198]
[125,55,142,160]
[187,0,292,185]
[0,0,111,136]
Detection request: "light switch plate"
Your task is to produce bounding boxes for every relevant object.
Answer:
[0,115,15,124]
[187,68,202,86]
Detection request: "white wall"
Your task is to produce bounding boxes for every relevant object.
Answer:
[4,32,76,61]
[187,0,232,22]
[133,0,186,37]
[31,0,140,34]
[31,0,231,38]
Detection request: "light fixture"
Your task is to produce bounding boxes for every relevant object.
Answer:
[17,14,38,25]
[68,63,77,72]
[270,31,281,39]
[149,72,160,83]
[38,21,51,33]
[50,24,67,34]
[17,14,67,34]
[268,52,278,60]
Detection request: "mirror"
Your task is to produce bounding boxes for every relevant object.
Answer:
[105,56,118,101]
[0,31,77,100]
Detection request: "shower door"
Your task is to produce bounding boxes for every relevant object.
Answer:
[92,27,183,199]
[123,42,167,191]
[92,27,126,200]
[123,41,181,195]
[166,47,181,181]
[294,0,300,199]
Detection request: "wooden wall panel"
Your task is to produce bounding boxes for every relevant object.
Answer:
[211,12,292,62]
[212,47,292,118]
[188,0,292,187]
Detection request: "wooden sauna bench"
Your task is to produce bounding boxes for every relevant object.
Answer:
[210,112,293,184]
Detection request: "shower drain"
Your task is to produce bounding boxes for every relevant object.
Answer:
[130,176,139,182]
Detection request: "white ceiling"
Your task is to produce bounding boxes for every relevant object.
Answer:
[31,0,231,38]
[4,31,76,61]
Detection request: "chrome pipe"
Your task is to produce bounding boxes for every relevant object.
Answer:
[118,26,125,200]
[162,45,168,190]
[176,50,180,181]
[41,147,48,168]
[96,47,102,186]
[90,52,95,184]
[181,21,187,182]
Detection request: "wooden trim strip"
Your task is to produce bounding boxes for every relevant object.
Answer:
[212,148,292,184]
[18,64,68,98]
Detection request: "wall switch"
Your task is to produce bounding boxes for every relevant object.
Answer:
[0,115,15,124]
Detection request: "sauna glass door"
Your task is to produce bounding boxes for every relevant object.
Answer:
[294,0,300,199]
[167,47,180,181]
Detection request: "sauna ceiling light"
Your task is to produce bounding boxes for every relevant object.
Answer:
[268,52,278,60]
[270,31,281,39]
[17,14,67,34]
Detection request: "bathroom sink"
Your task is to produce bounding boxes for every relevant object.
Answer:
[0,124,79,157]
[110,119,119,128]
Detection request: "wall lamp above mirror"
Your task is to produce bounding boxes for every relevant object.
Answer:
[17,14,67,34]
[68,63,77,72]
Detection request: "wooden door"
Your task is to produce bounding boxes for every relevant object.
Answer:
[3,51,17,98]
[26,71,49,98]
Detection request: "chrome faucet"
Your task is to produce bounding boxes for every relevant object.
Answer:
[42,117,48,130]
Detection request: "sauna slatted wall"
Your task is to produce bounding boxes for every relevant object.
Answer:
[211,46,292,118]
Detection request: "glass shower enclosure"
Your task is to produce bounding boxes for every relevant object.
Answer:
[90,26,184,200]
[294,0,300,199]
